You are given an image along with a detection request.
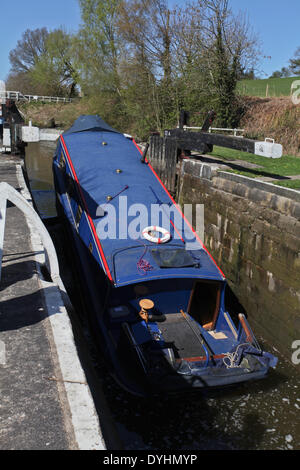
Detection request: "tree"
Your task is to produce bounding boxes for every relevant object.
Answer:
[50,0,259,136]
[199,0,260,127]
[5,71,35,94]
[119,48,161,136]
[119,0,259,130]
[30,29,79,97]
[73,0,127,127]
[239,68,256,80]
[119,0,173,81]
[7,27,78,97]
[289,47,300,76]
[75,0,122,93]
[169,3,212,123]
[119,0,180,130]
[9,28,49,74]
[269,70,283,79]
[269,66,292,79]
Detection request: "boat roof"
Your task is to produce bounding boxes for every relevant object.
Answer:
[59,116,225,287]
[63,114,120,135]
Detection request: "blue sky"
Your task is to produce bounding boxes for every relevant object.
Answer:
[1,0,299,81]
[1,0,81,80]
[227,0,300,77]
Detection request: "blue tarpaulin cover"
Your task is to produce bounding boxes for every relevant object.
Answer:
[59,116,224,286]
[63,115,120,136]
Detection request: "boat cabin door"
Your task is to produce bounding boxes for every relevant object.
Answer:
[187,280,221,330]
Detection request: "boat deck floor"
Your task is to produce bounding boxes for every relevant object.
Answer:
[158,313,207,359]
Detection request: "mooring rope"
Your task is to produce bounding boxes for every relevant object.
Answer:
[222,343,250,369]
[137,244,153,275]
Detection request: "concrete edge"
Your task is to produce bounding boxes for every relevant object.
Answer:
[217,171,300,202]
[15,163,106,450]
[182,159,300,203]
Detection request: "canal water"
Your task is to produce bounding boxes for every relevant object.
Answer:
[25,141,57,218]
[25,141,299,451]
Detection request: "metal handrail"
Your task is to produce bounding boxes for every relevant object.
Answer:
[3,91,72,103]
[209,127,244,137]
[0,182,60,283]
[181,125,244,137]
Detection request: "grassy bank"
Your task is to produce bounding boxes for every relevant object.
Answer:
[17,98,143,138]
[240,96,300,157]
[210,146,300,189]
[18,99,90,130]
[237,76,300,98]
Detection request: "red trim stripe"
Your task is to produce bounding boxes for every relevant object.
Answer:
[60,136,113,282]
[176,354,226,363]
[132,140,225,278]
[169,218,185,244]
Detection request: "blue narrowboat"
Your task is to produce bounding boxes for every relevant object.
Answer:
[53,115,277,396]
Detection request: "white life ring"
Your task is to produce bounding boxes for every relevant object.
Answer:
[142,226,171,244]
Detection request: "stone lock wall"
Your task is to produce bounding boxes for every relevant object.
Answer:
[178,160,300,359]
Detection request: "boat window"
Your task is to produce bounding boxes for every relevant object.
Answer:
[66,175,74,196]
[151,248,199,269]
[75,205,83,228]
[59,151,66,170]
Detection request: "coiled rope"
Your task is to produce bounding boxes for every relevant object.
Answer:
[223,343,250,369]
[136,241,153,275]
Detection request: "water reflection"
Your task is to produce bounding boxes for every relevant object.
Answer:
[25,141,57,218]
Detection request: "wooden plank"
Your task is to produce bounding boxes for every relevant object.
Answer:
[149,135,179,194]
[167,128,256,154]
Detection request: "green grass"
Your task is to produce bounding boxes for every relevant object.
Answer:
[208,146,300,189]
[273,179,300,189]
[237,76,300,98]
